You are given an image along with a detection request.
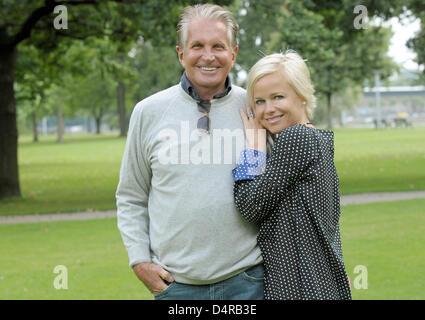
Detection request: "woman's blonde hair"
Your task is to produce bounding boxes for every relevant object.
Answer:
[246,50,317,120]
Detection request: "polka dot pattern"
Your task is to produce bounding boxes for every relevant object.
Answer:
[233,124,352,300]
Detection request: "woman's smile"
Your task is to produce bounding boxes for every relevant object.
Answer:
[253,70,308,134]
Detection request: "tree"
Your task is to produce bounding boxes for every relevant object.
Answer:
[130,40,183,103]
[234,0,398,128]
[99,38,138,137]
[406,0,425,73]
[231,0,289,84]
[0,0,232,200]
[65,67,116,134]
[15,43,50,142]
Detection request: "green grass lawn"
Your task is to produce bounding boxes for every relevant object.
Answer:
[1,134,126,215]
[341,198,425,300]
[334,127,425,194]
[0,127,424,216]
[0,218,151,300]
[1,198,424,300]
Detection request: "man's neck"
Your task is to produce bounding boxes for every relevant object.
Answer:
[182,72,231,101]
[195,85,226,101]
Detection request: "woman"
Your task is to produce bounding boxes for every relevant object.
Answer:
[232,51,352,300]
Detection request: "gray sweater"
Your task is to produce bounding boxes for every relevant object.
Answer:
[116,83,262,285]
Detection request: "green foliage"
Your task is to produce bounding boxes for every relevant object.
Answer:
[407,24,425,71]
[313,86,363,125]
[233,0,398,128]
[62,68,116,122]
[1,0,233,50]
[129,40,183,103]
[0,0,44,35]
[11,1,234,138]
[230,0,280,80]
[14,42,56,122]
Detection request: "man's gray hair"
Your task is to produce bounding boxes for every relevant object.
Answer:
[177,4,238,51]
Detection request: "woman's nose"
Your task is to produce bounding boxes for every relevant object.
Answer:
[264,100,275,113]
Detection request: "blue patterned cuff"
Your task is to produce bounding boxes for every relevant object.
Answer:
[232,149,267,181]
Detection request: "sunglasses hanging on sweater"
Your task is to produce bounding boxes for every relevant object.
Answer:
[197,99,211,134]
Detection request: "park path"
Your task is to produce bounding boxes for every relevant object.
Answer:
[1,190,425,225]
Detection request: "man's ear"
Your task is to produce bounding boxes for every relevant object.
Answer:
[231,45,239,66]
[176,45,184,66]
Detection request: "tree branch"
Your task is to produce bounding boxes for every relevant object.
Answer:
[10,1,56,47]
[10,0,107,48]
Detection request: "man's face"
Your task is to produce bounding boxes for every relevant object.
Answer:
[176,17,238,98]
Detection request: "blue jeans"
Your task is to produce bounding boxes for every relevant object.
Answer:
[154,264,264,300]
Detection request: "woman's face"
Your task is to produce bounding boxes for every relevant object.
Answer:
[253,70,308,134]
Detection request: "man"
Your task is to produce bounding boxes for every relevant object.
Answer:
[116,4,263,300]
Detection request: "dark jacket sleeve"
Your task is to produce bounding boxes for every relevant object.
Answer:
[234,126,318,223]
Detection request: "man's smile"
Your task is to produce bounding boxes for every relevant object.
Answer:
[198,66,219,71]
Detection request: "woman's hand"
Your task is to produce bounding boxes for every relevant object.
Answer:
[239,107,267,153]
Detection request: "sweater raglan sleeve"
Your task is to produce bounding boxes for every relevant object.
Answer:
[233,126,317,224]
[116,102,152,268]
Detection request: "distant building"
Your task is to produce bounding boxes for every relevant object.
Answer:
[343,86,425,127]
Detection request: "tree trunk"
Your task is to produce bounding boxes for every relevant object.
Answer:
[327,92,333,129]
[57,105,64,143]
[0,46,21,199]
[95,117,101,134]
[32,111,39,142]
[117,80,127,137]
[96,110,103,135]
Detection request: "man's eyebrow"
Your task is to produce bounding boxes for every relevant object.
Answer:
[189,40,227,46]
[189,40,202,46]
